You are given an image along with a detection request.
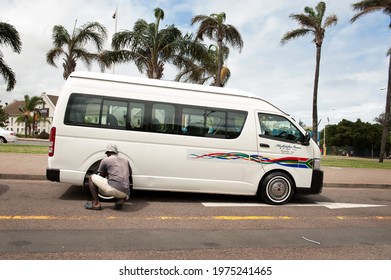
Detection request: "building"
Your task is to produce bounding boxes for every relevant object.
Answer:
[2,92,58,135]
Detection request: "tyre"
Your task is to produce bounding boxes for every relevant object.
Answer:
[259,172,294,205]
[97,190,115,201]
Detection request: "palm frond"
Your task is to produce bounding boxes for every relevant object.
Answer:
[51,25,70,48]
[281,28,313,45]
[72,48,96,69]
[46,47,64,66]
[0,56,16,91]
[315,2,327,23]
[223,24,244,52]
[324,14,338,28]
[103,50,138,65]
[351,0,391,23]
[112,30,136,50]
[74,22,107,51]
[0,22,22,53]
[289,13,318,29]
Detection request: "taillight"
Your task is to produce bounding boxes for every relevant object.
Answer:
[48,127,56,157]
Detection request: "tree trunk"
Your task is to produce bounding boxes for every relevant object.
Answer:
[215,38,223,87]
[312,44,322,143]
[24,119,28,138]
[379,55,391,163]
[63,57,76,80]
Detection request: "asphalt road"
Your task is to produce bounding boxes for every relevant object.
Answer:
[0,179,390,260]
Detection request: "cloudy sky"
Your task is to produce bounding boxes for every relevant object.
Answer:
[0,0,389,129]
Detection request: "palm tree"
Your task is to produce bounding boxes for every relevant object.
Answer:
[351,0,391,162]
[0,21,22,91]
[174,35,231,86]
[191,12,243,87]
[103,7,182,79]
[281,2,337,142]
[46,21,107,80]
[16,95,44,137]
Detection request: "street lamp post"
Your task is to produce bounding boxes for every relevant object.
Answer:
[322,110,334,156]
[323,118,329,156]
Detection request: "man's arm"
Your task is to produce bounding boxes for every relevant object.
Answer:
[98,159,108,178]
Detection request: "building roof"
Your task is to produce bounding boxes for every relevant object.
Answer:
[3,93,58,116]
[47,94,59,106]
[3,100,24,116]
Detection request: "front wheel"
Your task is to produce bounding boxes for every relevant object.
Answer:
[259,172,293,205]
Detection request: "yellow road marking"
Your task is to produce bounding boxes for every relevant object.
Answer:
[0,215,58,220]
[214,216,293,220]
[0,215,390,221]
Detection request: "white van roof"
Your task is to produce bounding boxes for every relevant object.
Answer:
[69,71,285,112]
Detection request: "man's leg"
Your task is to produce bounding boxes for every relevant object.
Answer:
[114,198,125,210]
[87,176,102,208]
[114,194,128,210]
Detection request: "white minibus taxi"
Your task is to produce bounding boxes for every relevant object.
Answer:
[47,71,323,205]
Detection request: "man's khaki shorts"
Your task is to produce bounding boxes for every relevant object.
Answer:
[91,174,128,199]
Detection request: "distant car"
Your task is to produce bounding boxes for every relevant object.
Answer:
[0,127,17,143]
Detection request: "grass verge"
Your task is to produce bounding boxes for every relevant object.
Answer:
[0,144,48,154]
[321,155,391,169]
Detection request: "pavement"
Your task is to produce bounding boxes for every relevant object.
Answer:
[0,152,390,188]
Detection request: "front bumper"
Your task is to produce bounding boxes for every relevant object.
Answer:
[296,169,324,194]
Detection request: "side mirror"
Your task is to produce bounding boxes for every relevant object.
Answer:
[302,132,311,146]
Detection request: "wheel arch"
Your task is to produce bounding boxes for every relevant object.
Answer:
[257,169,297,196]
[84,158,134,185]
[84,158,134,201]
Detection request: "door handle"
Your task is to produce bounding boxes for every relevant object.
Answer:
[259,143,270,148]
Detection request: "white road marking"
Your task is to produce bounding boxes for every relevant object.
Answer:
[315,202,386,209]
[201,202,386,209]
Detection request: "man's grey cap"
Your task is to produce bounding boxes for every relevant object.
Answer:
[105,143,118,154]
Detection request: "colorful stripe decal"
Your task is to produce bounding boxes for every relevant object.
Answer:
[191,152,313,169]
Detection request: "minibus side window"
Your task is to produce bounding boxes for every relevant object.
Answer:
[226,111,247,139]
[64,93,247,139]
[128,102,145,131]
[205,110,226,138]
[65,94,102,125]
[149,103,176,133]
[102,99,127,128]
[84,103,101,125]
[181,107,206,136]
[180,106,247,139]
[258,113,302,143]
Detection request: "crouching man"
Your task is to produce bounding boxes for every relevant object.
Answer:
[85,143,131,210]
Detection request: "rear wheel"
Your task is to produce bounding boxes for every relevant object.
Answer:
[259,172,293,205]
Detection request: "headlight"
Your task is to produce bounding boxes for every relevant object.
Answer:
[313,158,321,170]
